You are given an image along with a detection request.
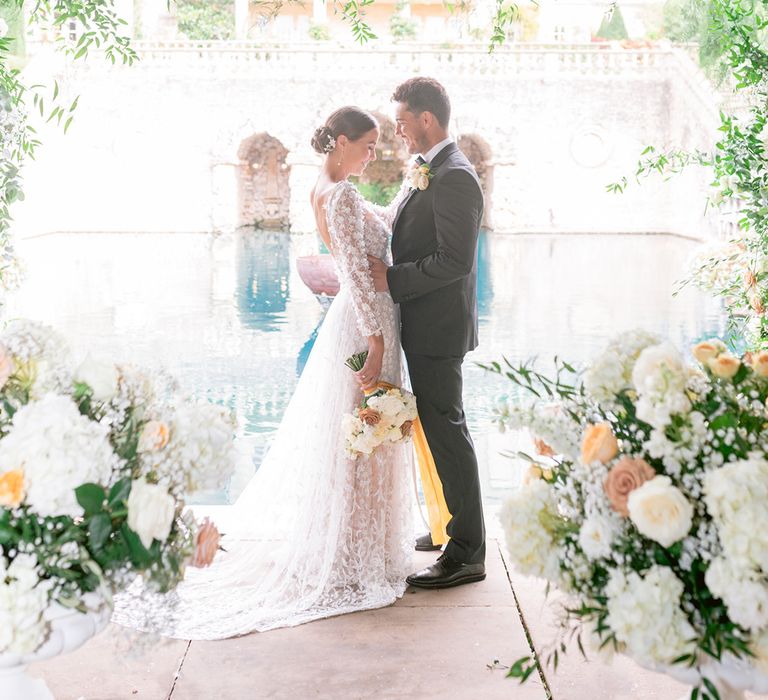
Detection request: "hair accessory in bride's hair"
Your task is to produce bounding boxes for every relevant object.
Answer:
[311,125,338,155]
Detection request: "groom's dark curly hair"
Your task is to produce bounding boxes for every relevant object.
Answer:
[392,77,451,128]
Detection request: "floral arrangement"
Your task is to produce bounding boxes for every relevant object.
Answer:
[485,329,768,697]
[0,320,235,657]
[406,161,432,191]
[342,351,418,458]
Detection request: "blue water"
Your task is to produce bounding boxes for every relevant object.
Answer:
[8,230,724,503]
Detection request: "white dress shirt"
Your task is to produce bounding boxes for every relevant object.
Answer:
[421,137,454,165]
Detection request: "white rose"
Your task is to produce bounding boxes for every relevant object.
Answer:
[75,355,119,402]
[632,343,687,396]
[628,475,693,547]
[578,514,617,560]
[127,478,176,548]
[416,173,430,190]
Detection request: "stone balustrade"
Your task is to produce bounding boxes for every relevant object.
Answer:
[119,40,686,78]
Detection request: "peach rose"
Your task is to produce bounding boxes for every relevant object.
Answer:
[707,352,741,379]
[533,437,556,458]
[746,270,758,288]
[0,469,24,508]
[581,423,619,465]
[523,464,553,485]
[138,420,170,452]
[192,518,221,568]
[603,457,655,517]
[692,339,725,364]
[359,408,382,426]
[523,464,544,485]
[400,420,413,437]
[749,350,768,378]
[751,294,766,315]
[0,343,14,391]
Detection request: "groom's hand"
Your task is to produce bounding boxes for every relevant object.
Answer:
[367,256,390,292]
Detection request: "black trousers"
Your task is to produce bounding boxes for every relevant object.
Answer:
[406,352,486,565]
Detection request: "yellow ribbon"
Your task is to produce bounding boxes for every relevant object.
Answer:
[363,382,451,546]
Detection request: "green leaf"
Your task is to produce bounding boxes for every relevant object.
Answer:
[88,512,112,551]
[0,522,17,545]
[701,678,721,700]
[121,523,152,567]
[108,478,131,507]
[75,483,106,516]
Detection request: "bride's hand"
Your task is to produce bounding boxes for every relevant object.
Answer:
[357,336,384,389]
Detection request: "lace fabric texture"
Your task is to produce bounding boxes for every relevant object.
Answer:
[112,181,414,639]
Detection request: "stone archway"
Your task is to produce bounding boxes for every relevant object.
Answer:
[237,133,290,229]
[357,112,408,195]
[458,134,494,230]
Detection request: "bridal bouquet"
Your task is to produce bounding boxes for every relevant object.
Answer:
[485,330,768,697]
[342,351,418,458]
[0,320,235,657]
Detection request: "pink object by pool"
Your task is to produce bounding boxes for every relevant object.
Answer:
[296,255,340,297]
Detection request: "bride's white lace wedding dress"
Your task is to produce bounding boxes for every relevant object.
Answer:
[112,180,414,639]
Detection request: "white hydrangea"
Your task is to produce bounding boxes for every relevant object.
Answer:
[703,455,768,574]
[0,320,72,399]
[0,394,117,517]
[138,400,236,495]
[583,329,660,404]
[605,566,696,664]
[578,513,619,561]
[705,557,768,632]
[499,480,562,581]
[632,343,691,429]
[0,553,53,655]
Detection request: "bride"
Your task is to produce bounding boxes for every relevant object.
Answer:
[112,107,420,638]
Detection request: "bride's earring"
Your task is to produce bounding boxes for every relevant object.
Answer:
[337,147,344,167]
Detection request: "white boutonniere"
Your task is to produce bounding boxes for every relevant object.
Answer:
[406,162,433,191]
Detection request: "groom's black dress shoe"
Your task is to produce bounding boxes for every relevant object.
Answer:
[406,553,486,589]
[415,533,442,552]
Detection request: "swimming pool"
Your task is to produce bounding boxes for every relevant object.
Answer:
[6,230,723,503]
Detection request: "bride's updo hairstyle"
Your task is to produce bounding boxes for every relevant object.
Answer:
[311,107,378,155]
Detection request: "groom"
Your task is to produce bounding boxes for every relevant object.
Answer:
[368,77,486,589]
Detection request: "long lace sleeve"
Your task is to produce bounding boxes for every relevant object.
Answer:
[327,182,383,337]
[366,181,409,229]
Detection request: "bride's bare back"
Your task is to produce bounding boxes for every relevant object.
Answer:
[310,177,341,253]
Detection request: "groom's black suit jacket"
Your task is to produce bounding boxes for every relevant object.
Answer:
[387,143,484,357]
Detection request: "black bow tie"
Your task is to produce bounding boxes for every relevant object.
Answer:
[416,155,426,166]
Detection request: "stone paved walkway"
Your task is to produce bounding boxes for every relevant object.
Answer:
[29,537,735,700]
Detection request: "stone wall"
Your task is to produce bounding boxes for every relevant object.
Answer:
[12,44,720,239]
